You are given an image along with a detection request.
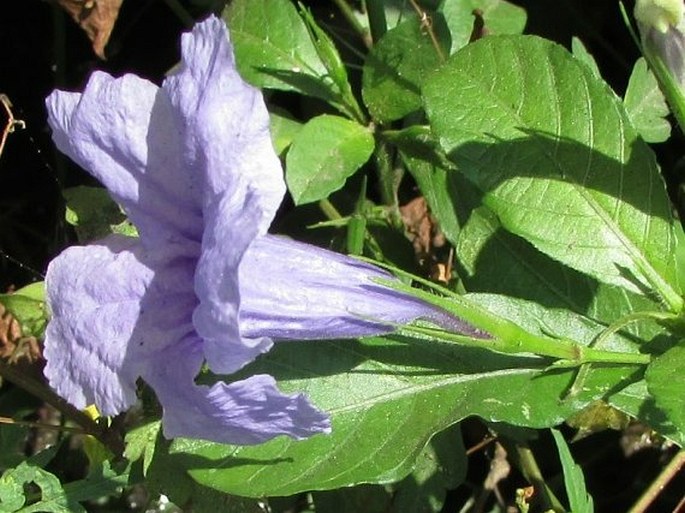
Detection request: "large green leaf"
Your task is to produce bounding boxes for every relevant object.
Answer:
[223,0,333,102]
[362,16,450,122]
[286,115,375,205]
[171,295,642,497]
[423,35,682,311]
[440,0,527,54]
[456,205,666,334]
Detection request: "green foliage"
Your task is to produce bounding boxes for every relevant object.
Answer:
[286,115,375,204]
[0,282,47,339]
[8,0,685,510]
[440,0,527,53]
[156,292,645,497]
[64,186,137,241]
[270,109,303,155]
[0,448,130,513]
[362,15,450,122]
[624,57,671,143]
[423,35,681,311]
[551,429,594,513]
[645,340,685,435]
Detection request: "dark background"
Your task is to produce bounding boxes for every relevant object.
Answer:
[1,1,683,511]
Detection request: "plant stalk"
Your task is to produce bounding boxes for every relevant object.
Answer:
[0,359,124,456]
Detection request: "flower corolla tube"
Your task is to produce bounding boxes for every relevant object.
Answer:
[44,16,477,445]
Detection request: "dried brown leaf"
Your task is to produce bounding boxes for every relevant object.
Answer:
[54,0,124,59]
[0,303,42,364]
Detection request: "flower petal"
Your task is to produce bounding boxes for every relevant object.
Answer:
[239,235,475,340]
[145,338,330,444]
[164,16,285,233]
[44,235,197,415]
[46,75,204,248]
[193,186,273,375]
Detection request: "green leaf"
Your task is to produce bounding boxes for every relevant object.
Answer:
[608,379,685,446]
[286,115,375,205]
[551,429,594,513]
[124,421,162,476]
[455,205,666,330]
[64,186,136,241]
[391,424,466,513]
[645,340,685,437]
[0,458,128,513]
[269,109,303,155]
[362,16,450,122]
[571,37,601,79]
[59,462,130,507]
[423,35,682,311]
[624,57,671,143]
[440,0,527,54]
[0,282,47,339]
[224,0,337,106]
[312,485,391,513]
[171,295,641,497]
[297,5,363,121]
[389,125,466,244]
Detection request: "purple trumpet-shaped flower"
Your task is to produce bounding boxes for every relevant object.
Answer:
[44,16,475,445]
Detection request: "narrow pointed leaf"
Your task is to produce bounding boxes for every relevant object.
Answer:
[423,35,682,311]
[551,429,594,513]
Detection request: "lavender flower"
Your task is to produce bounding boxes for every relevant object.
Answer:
[44,16,473,445]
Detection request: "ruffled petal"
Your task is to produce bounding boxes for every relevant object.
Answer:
[164,16,285,234]
[46,74,204,247]
[44,235,197,415]
[239,235,478,340]
[193,187,273,375]
[145,338,330,444]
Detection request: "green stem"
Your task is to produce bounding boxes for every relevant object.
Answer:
[408,0,446,62]
[364,259,651,366]
[365,0,387,44]
[590,310,680,349]
[0,359,123,456]
[374,138,402,217]
[333,0,372,48]
[617,4,685,313]
[399,323,650,366]
[515,443,566,513]
[319,198,343,220]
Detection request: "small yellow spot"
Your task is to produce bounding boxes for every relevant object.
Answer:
[84,404,100,421]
